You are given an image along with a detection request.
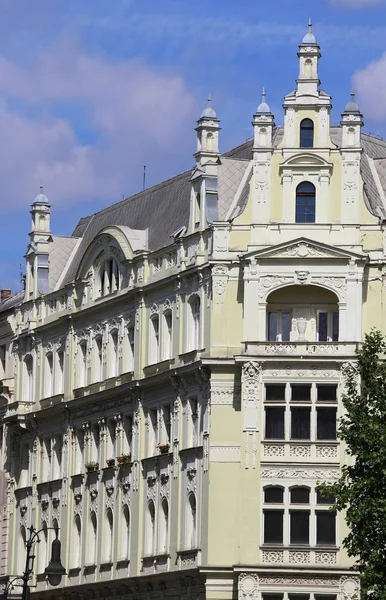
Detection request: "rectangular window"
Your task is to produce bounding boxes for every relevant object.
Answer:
[268,312,291,342]
[266,384,286,402]
[316,511,336,545]
[291,385,311,402]
[264,487,284,503]
[316,488,335,505]
[318,311,339,342]
[264,510,283,543]
[318,312,328,342]
[317,385,337,402]
[265,407,285,439]
[290,510,309,544]
[317,408,337,440]
[289,596,310,600]
[291,407,311,440]
[263,596,284,600]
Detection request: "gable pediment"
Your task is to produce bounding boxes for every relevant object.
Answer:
[280,153,332,170]
[243,238,366,262]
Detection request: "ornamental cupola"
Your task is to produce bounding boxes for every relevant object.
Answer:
[25,186,53,298]
[253,88,275,152]
[341,92,363,148]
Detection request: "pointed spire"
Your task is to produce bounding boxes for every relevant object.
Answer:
[33,183,49,205]
[257,87,271,113]
[302,18,317,45]
[344,91,360,114]
[200,94,217,119]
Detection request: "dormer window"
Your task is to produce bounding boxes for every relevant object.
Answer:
[300,118,314,148]
[100,257,120,296]
[296,182,315,223]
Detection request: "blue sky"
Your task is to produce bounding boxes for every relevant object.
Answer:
[1,0,386,292]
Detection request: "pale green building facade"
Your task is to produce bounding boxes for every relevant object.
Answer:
[1,23,386,600]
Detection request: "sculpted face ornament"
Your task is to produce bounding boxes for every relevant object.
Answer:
[296,270,309,284]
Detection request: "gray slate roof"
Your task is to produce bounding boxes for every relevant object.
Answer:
[48,236,80,291]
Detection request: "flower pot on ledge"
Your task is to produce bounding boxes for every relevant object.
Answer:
[106,459,115,467]
[157,444,170,455]
[117,454,131,466]
[85,463,99,473]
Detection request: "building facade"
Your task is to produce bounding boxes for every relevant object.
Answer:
[1,22,386,600]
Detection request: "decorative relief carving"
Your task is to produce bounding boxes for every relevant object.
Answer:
[210,384,241,406]
[316,445,338,458]
[259,577,339,586]
[290,445,311,458]
[242,361,261,432]
[238,573,259,600]
[295,270,310,285]
[264,444,285,457]
[261,467,340,479]
[315,552,337,565]
[210,446,241,463]
[289,551,310,564]
[270,243,328,259]
[312,276,347,301]
[258,275,293,299]
[340,576,360,599]
[262,550,284,563]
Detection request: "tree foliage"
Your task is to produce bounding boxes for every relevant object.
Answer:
[320,330,386,600]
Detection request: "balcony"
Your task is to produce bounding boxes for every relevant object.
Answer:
[243,341,358,359]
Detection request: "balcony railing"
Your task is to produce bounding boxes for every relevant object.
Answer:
[243,341,359,357]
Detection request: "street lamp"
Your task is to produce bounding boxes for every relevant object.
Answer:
[1,525,66,599]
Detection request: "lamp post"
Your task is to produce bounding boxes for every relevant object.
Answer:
[1,525,65,599]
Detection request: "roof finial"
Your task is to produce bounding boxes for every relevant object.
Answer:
[257,87,271,113]
[344,90,360,114]
[200,94,217,119]
[207,94,212,105]
[308,17,312,33]
[302,18,316,44]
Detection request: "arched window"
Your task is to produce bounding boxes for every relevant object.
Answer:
[186,493,197,549]
[37,521,48,573]
[24,355,33,403]
[78,341,87,388]
[120,505,130,560]
[304,58,312,78]
[55,349,64,394]
[188,296,201,351]
[71,514,82,568]
[295,182,315,223]
[101,257,120,296]
[146,501,156,555]
[17,526,27,574]
[300,118,314,148]
[94,336,103,382]
[163,311,173,360]
[149,315,160,364]
[44,352,53,398]
[159,498,169,553]
[87,511,97,565]
[103,508,113,563]
[109,331,119,378]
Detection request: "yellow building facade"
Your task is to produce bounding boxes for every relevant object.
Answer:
[1,22,386,600]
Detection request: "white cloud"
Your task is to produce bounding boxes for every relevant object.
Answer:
[329,0,386,5]
[352,52,386,121]
[0,42,197,208]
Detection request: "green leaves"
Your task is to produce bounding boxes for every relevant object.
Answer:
[322,331,386,600]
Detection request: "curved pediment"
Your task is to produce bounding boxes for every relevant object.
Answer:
[280,153,332,170]
[76,225,148,280]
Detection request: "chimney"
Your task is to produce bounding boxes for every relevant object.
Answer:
[0,290,11,302]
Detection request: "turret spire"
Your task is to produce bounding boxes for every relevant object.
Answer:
[257,87,271,113]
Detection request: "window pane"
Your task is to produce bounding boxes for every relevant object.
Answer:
[291,385,311,402]
[300,120,314,148]
[281,312,292,342]
[264,510,283,543]
[289,595,310,600]
[268,312,277,341]
[316,488,335,505]
[264,487,284,503]
[315,595,337,600]
[316,511,336,545]
[317,408,337,440]
[266,385,286,402]
[265,407,285,439]
[317,385,337,402]
[290,510,309,544]
[332,312,339,341]
[290,487,310,504]
[263,595,283,600]
[291,408,310,440]
[318,313,328,341]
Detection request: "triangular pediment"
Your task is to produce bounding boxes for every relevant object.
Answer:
[243,237,366,262]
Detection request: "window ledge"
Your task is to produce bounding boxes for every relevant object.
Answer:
[40,393,64,409]
[243,341,359,358]
[143,358,175,377]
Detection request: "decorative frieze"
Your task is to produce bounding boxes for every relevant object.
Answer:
[261,467,340,479]
[239,573,259,600]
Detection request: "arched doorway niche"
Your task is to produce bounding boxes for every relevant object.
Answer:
[266,285,339,342]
